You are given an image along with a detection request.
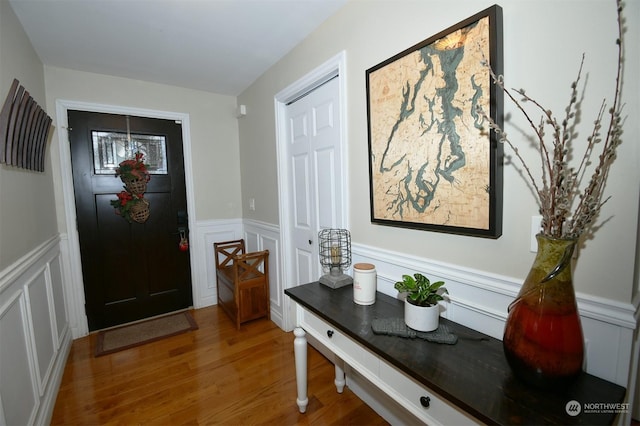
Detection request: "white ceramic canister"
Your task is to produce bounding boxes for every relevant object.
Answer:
[353,263,376,305]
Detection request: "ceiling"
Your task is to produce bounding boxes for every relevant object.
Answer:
[8,0,347,96]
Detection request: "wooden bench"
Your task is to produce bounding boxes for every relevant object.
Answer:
[213,239,270,329]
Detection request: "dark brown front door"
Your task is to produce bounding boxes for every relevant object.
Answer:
[68,110,192,331]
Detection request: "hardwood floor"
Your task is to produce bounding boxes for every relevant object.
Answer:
[51,306,389,425]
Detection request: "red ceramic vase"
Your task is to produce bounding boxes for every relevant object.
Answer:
[503,234,584,388]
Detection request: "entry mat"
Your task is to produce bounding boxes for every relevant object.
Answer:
[95,311,198,357]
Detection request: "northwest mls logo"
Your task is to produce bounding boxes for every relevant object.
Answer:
[566,400,581,416]
[565,400,630,416]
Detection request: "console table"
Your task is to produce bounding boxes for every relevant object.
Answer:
[285,282,626,425]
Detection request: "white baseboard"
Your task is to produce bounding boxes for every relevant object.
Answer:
[34,328,72,425]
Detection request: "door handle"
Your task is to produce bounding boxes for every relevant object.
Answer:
[178,228,189,252]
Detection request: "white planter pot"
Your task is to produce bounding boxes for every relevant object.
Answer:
[404,299,439,332]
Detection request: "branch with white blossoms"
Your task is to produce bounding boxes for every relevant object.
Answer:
[477,0,625,239]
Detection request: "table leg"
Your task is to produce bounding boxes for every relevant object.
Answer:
[334,360,345,393]
[293,327,308,413]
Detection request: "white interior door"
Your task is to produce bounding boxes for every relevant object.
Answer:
[285,76,344,287]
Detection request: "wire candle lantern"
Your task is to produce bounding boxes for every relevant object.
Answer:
[318,228,353,289]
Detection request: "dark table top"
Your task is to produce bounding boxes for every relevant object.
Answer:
[285,282,626,425]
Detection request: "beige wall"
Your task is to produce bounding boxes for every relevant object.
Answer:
[238,0,640,303]
[3,0,638,304]
[0,1,57,271]
[43,66,243,233]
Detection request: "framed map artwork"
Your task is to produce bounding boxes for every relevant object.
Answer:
[366,5,504,238]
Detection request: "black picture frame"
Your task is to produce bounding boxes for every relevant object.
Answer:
[366,5,503,238]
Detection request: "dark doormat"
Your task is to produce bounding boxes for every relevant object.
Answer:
[95,311,198,357]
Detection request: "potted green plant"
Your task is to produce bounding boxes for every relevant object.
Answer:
[394,273,447,332]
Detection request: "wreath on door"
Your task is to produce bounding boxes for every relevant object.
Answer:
[110,152,151,223]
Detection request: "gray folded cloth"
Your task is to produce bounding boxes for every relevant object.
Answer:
[371,317,458,345]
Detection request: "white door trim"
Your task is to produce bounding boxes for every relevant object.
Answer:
[274,51,349,331]
[55,100,197,338]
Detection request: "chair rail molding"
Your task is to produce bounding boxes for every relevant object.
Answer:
[351,242,638,390]
[0,235,71,425]
[227,222,638,368]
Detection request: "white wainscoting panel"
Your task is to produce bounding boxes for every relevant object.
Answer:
[25,270,55,395]
[351,242,638,391]
[194,219,284,328]
[0,236,71,425]
[192,219,243,309]
[244,220,283,329]
[0,290,36,425]
[48,256,67,347]
[195,221,638,411]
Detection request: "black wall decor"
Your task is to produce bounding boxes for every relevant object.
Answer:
[0,79,53,172]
